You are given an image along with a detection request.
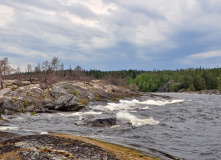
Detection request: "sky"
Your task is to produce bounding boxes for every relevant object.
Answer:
[0,0,221,71]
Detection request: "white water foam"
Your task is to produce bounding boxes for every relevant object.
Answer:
[58,111,102,117]
[0,126,19,131]
[0,126,36,133]
[140,106,151,110]
[119,99,140,105]
[105,103,133,111]
[92,99,147,111]
[119,99,184,106]
[1,115,25,122]
[116,112,159,127]
[110,125,120,129]
[92,104,131,111]
[92,99,183,112]
[91,99,144,112]
[139,99,184,106]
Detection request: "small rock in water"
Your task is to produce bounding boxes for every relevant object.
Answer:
[87,118,117,127]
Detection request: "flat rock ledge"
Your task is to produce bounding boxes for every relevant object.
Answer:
[0,134,161,160]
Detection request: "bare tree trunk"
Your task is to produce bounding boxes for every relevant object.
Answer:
[44,74,47,84]
[0,75,3,89]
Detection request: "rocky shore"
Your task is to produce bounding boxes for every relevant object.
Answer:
[0,133,161,160]
[0,79,139,115]
[180,89,221,95]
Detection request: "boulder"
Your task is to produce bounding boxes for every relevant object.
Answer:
[87,118,117,127]
[0,88,12,97]
[30,87,42,94]
[25,105,35,112]
[0,97,22,114]
[50,84,68,98]
[13,81,31,87]
[2,80,18,88]
[57,105,85,112]
[44,94,83,111]
[88,92,96,100]
[53,94,75,109]
[36,108,58,113]
[21,81,31,86]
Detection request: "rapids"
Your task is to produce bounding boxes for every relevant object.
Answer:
[1,93,221,160]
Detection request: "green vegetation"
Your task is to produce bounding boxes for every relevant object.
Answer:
[31,111,35,116]
[21,100,29,113]
[130,68,221,92]
[72,89,78,96]
[21,107,25,113]
[86,67,221,92]
[23,100,29,108]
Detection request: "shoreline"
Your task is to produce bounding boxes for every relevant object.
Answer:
[155,89,221,95]
[179,89,221,95]
[0,133,162,160]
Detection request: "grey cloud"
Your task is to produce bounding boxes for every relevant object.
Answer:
[127,5,165,19]
[199,1,221,14]
[0,0,62,11]
[66,4,97,19]
[1,0,221,70]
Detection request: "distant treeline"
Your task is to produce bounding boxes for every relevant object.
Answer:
[1,57,221,92]
[86,68,221,92]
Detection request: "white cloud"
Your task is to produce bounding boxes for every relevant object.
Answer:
[0,4,14,27]
[63,0,118,15]
[63,12,99,28]
[134,22,168,46]
[188,50,221,59]
[0,43,48,58]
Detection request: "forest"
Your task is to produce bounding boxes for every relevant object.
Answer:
[1,57,221,92]
[87,68,221,92]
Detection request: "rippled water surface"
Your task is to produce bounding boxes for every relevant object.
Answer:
[1,93,221,160]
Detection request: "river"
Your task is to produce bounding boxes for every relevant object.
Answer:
[0,93,221,160]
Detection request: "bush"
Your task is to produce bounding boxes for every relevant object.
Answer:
[23,100,29,107]
[129,83,139,92]
[170,85,179,92]
[72,89,78,96]
[31,111,35,116]
[188,84,195,91]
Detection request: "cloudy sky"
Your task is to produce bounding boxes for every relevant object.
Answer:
[0,0,221,71]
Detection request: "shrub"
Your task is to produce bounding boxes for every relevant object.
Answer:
[22,107,25,113]
[23,100,29,107]
[129,83,139,92]
[31,111,35,116]
[188,84,195,91]
[170,85,179,92]
[72,89,78,96]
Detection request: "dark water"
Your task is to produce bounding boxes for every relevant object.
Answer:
[1,93,221,160]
